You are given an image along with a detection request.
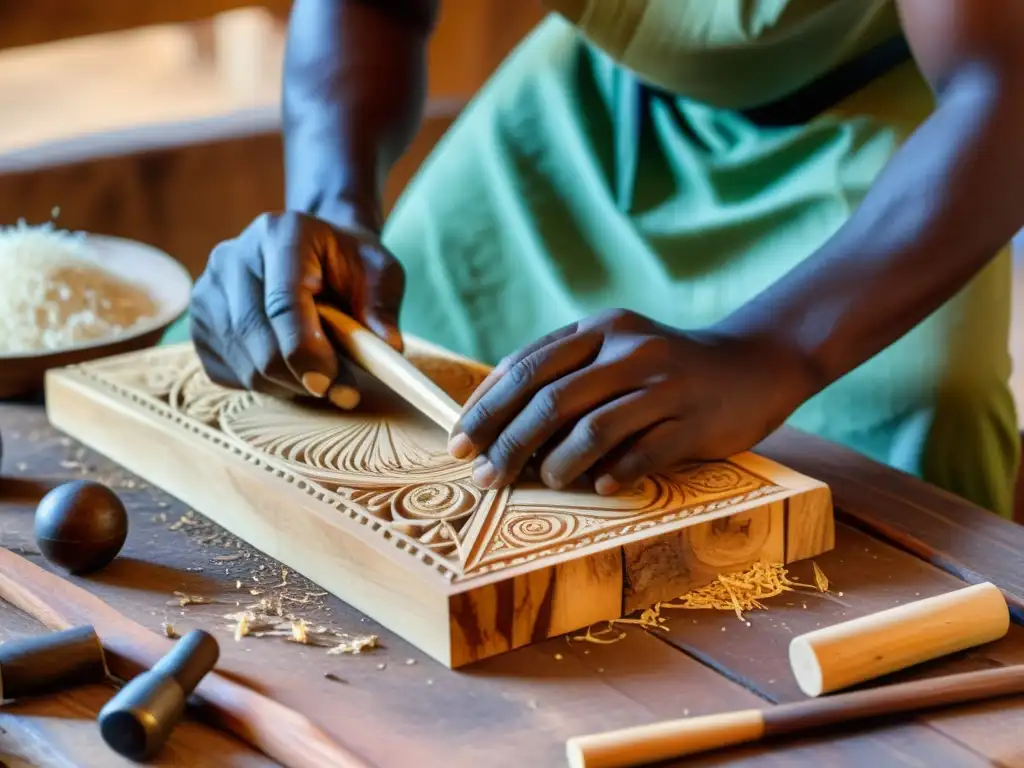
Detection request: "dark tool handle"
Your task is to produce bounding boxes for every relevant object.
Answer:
[152,629,219,696]
[0,625,106,701]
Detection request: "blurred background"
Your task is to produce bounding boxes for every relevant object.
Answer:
[0,1,1022,507]
[0,1,544,277]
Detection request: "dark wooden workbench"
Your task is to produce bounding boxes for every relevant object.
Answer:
[2,401,1024,768]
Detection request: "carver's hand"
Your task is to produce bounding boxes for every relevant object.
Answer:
[447,309,815,494]
[190,211,405,407]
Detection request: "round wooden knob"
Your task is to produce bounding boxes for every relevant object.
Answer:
[34,480,129,574]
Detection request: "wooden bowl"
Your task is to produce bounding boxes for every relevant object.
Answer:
[0,234,192,400]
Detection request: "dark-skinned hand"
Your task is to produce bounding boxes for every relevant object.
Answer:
[190,211,405,408]
[447,309,815,495]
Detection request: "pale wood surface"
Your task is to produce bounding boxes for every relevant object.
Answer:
[1,404,1020,766]
[43,341,833,668]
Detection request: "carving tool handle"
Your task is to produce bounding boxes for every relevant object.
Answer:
[0,546,370,768]
[316,305,463,434]
[566,665,1024,767]
[0,625,107,701]
[788,582,1009,696]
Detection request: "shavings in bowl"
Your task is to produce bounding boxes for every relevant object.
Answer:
[0,220,158,353]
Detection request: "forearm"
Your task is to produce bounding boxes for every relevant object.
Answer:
[719,62,1024,396]
[282,0,437,233]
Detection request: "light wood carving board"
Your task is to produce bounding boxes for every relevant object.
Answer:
[44,339,835,668]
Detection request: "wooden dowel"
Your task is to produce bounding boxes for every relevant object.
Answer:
[0,547,369,768]
[316,305,464,434]
[788,582,1009,696]
[566,710,765,768]
[566,665,1024,768]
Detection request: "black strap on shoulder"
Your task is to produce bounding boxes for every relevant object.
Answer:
[739,34,913,127]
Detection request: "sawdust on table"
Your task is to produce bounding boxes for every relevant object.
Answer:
[31,431,381,656]
[571,559,835,645]
[165,509,380,656]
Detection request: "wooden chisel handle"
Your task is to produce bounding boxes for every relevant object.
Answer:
[316,305,464,434]
[0,546,371,768]
[566,665,1024,767]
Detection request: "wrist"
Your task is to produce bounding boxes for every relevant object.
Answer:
[709,319,828,421]
[309,195,383,236]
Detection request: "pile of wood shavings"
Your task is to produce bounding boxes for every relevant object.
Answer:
[572,560,835,645]
[0,219,158,353]
[164,510,379,656]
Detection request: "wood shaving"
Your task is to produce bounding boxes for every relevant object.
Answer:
[571,623,627,645]
[214,554,242,562]
[170,592,213,607]
[326,635,379,655]
[291,620,309,645]
[812,561,830,593]
[234,613,250,641]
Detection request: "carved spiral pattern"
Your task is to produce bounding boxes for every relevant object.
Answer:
[500,512,578,549]
[682,465,746,494]
[393,482,480,521]
[351,482,481,560]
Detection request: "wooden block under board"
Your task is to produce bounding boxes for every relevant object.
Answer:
[44,341,835,667]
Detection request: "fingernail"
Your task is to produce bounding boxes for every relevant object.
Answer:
[301,372,331,398]
[472,459,497,489]
[448,433,477,460]
[329,385,361,410]
[594,475,621,496]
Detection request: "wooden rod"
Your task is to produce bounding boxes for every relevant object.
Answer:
[789,581,1009,696]
[566,665,1024,768]
[0,546,370,768]
[316,305,463,434]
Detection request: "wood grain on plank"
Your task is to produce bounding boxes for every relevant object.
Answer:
[449,549,622,667]
[0,403,989,767]
[758,428,1024,622]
